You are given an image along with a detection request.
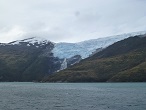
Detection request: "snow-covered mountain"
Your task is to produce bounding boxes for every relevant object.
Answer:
[52,31,146,59]
[2,31,146,59]
[0,37,82,74]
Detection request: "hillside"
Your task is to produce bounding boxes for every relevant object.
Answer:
[0,38,81,81]
[0,38,55,81]
[43,35,146,82]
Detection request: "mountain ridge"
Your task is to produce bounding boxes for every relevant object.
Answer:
[0,31,146,82]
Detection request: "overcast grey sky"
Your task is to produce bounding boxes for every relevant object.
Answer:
[0,0,146,43]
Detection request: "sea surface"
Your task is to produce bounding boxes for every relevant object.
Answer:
[0,82,146,110]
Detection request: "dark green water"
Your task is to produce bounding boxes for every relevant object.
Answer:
[0,82,146,110]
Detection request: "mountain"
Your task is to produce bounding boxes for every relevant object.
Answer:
[0,37,81,81]
[0,31,146,82]
[43,34,146,82]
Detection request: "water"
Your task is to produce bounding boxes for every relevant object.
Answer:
[0,83,146,110]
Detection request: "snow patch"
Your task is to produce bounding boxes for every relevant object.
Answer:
[0,43,6,46]
[8,37,51,47]
[27,44,30,46]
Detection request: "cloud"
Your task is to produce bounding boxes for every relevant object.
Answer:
[0,0,146,43]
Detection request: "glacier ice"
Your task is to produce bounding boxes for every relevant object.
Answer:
[52,31,146,59]
[60,58,67,71]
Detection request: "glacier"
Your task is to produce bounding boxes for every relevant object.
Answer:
[52,31,146,59]
[60,58,68,71]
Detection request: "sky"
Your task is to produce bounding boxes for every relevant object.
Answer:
[0,0,146,43]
